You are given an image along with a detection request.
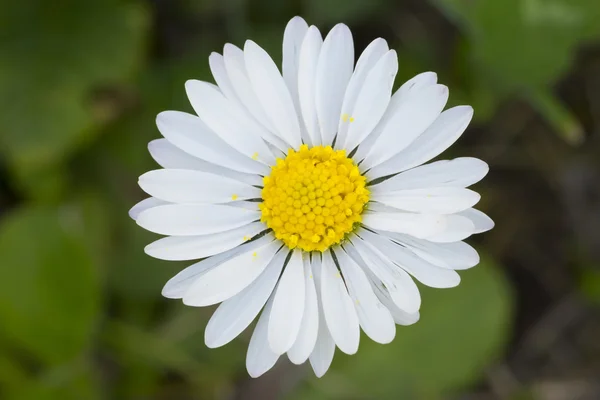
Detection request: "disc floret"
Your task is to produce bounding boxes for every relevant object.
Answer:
[260,145,369,252]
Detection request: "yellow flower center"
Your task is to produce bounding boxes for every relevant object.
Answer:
[260,144,370,252]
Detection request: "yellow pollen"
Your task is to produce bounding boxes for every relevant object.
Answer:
[231,194,239,200]
[341,113,355,123]
[260,145,369,252]
[252,152,259,160]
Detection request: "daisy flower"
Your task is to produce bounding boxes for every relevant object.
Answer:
[130,16,494,378]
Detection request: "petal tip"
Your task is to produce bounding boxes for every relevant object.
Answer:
[307,25,321,34]
[204,335,221,349]
[143,242,156,258]
[287,15,308,27]
[311,362,329,378]
[128,205,139,220]
[244,39,258,50]
[160,284,179,299]
[184,79,201,95]
[246,367,265,379]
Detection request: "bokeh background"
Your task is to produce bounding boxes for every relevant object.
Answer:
[1,0,600,399]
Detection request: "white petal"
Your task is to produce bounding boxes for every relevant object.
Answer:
[384,232,480,270]
[342,50,398,152]
[137,203,259,236]
[371,157,489,191]
[222,44,276,132]
[425,214,476,243]
[209,52,241,105]
[373,72,439,138]
[337,249,395,344]
[347,237,421,313]
[368,106,474,179]
[309,255,336,378]
[245,40,302,149]
[282,16,309,114]
[220,45,289,152]
[298,26,324,146]
[359,229,460,288]
[362,84,449,169]
[148,138,207,170]
[315,24,354,145]
[144,221,265,261]
[353,71,438,161]
[129,197,167,221]
[369,279,421,326]
[246,296,279,378]
[321,251,360,355]
[287,253,319,364]
[183,237,279,306]
[138,169,261,204]
[458,208,495,233]
[205,249,286,348]
[161,236,270,299]
[395,71,438,98]
[268,250,305,354]
[227,201,260,212]
[364,201,405,213]
[372,187,480,214]
[362,210,447,238]
[335,38,389,149]
[148,139,263,186]
[150,174,232,209]
[185,80,277,165]
[156,111,267,175]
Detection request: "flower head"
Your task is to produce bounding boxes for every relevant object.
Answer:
[130,16,494,378]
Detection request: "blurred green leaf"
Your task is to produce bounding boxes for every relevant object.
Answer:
[103,308,248,397]
[109,221,182,301]
[0,0,149,177]
[104,320,224,392]
[7,361,101,400]
[434,0,600,142]
[173,308,249,381]
[0,354,28,393]
[435,0,600,91]
[68,191,113,267]
[290,256,513,400]
[0,206,100,365]
[10,162,69,203]
[527,89,584,145]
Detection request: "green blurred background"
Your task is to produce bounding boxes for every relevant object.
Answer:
[1,0,600,399]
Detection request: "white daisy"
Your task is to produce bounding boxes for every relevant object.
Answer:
[130,16,494,378]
